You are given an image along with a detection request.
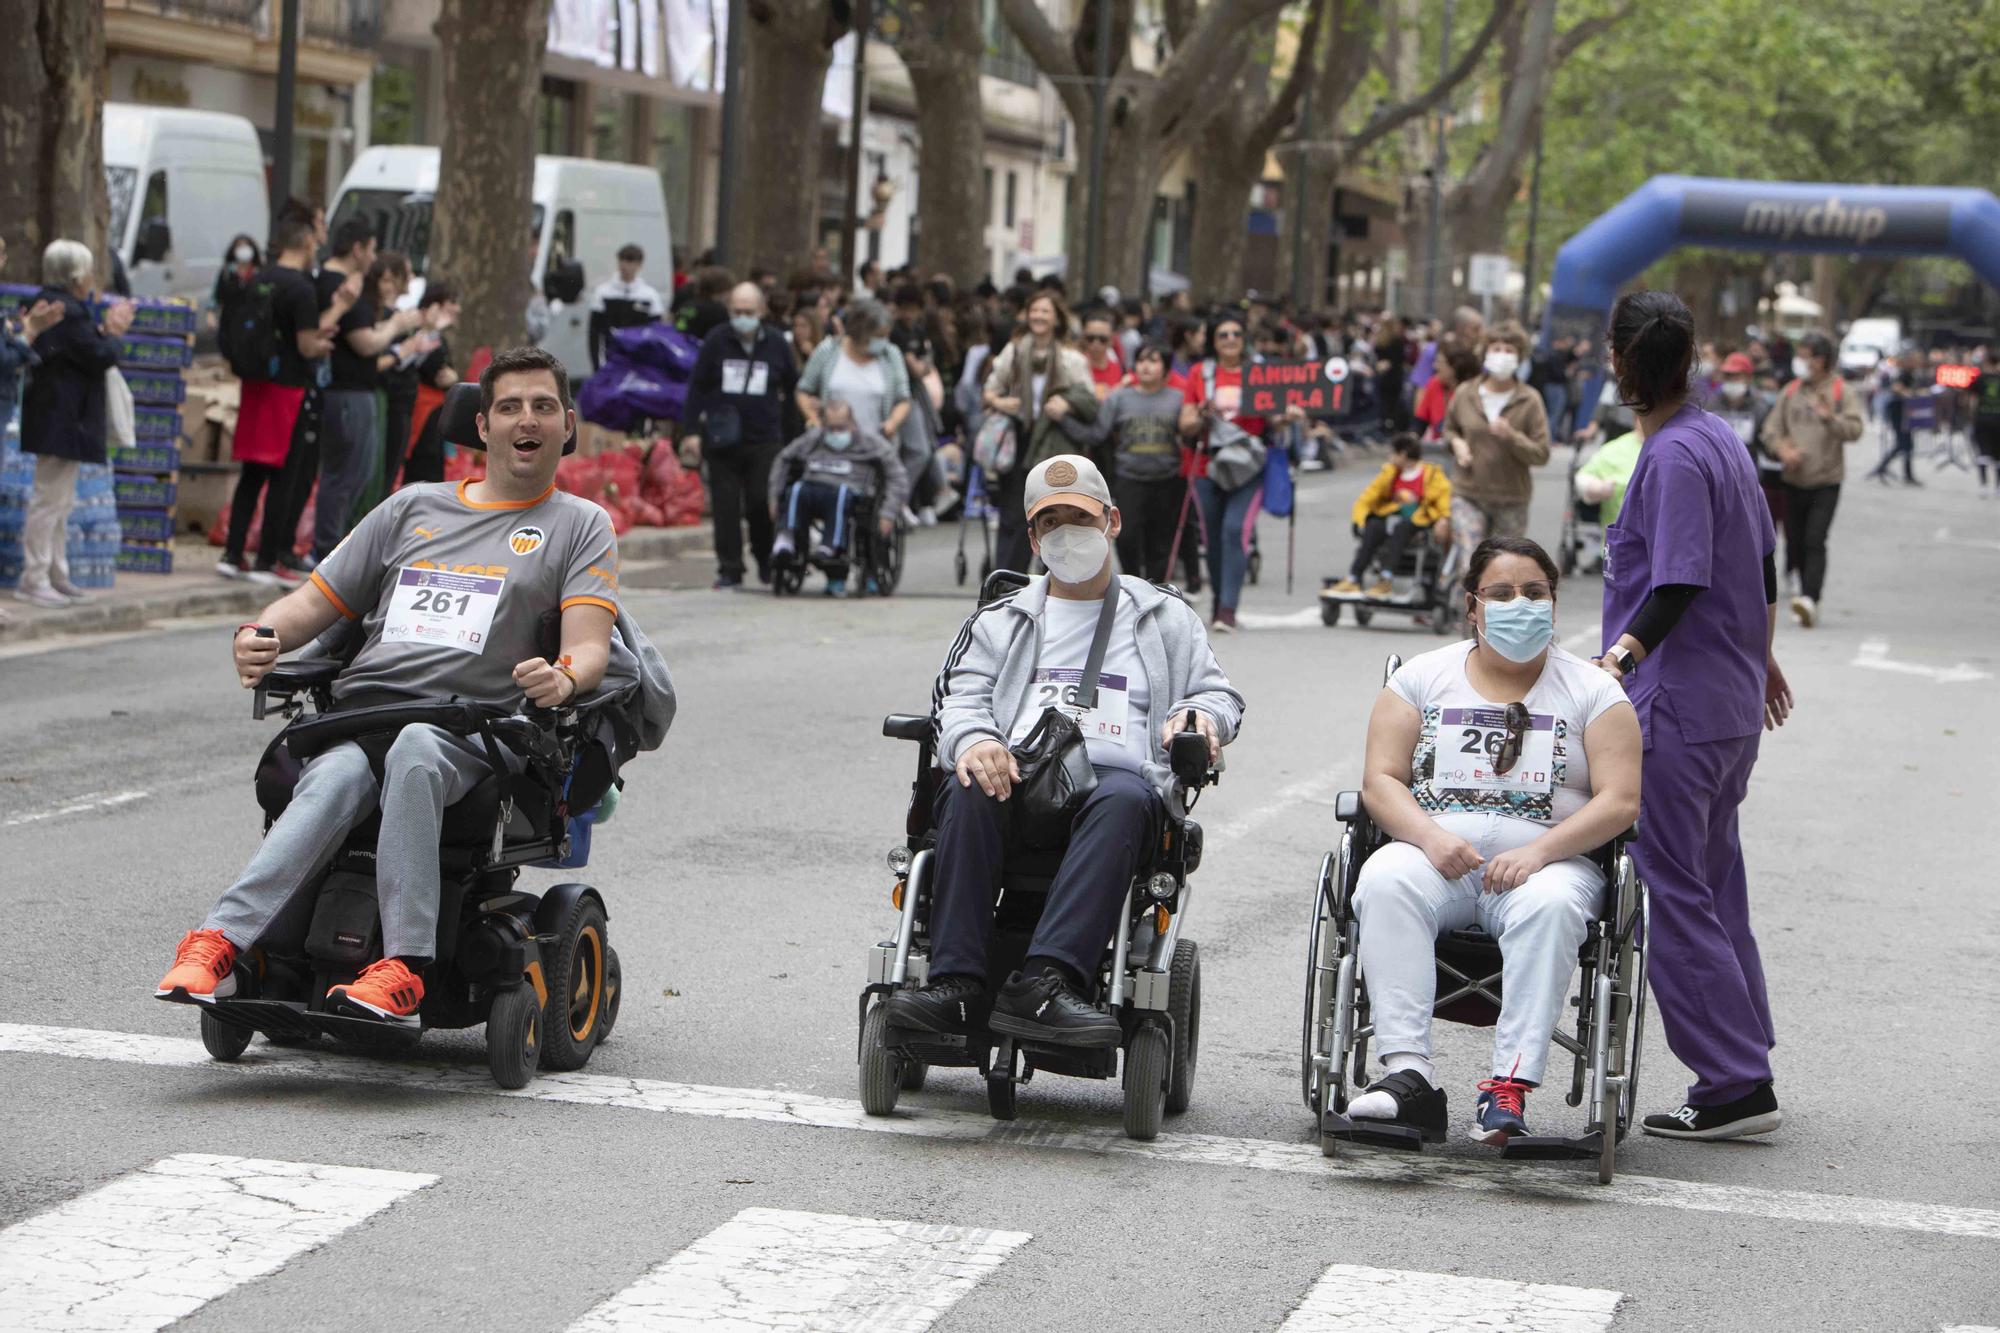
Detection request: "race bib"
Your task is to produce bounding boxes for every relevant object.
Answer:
[1430,706,1556,795]
[1014,670,1131,747]
[382,567,502,655]
[720,359,770,396]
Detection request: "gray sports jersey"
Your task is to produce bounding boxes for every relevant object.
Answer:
[314,480,619,706]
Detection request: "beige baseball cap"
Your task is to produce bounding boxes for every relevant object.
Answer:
[1024,454,1112,520]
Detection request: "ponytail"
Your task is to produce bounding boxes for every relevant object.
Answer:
[1608,290,1695,415]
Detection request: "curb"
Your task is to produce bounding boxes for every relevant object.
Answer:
[0,524,711,648]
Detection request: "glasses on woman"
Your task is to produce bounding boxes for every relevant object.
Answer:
[1214,328,1243,341]
[1474,581,1554,604]
[1083,333,1110,344]
[1493,702,1532,775]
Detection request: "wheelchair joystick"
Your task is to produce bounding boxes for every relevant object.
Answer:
[1168,713,1213,792]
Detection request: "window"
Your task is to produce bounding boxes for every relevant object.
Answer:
[550,209,577,266]
[105,166,138,249]
[538,77,577,155]
[371,58,421,145]
[1004,171,1017,229]
[981,0,1037,87]
[140,171,169,229]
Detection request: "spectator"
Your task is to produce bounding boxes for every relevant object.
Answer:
[1374,314,1409,434]
[1529,334,1575,442]
[16,239,133,609]
[1441,321,1551,569]
[588,242,665,371]
[1088,341,1184,581]
[398,283,462,488]
[0,237,64,625]
[981,290,1096,573]
[1709,352,1782,537]
[672,265,733,342]
[1761,331,1861,627]
[361,250,432,513]
[1166,315,1206,383]
[1974,345,2000,497]
[1867,345,1925,487]
[1415,344,1477,441]
[218,213,331,583]
[856,259,884,297]
[682,281,801,590]
[1080,308,1127,399]
[209,234,262,340]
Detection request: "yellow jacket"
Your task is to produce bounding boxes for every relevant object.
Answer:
[1351,460,1451,528]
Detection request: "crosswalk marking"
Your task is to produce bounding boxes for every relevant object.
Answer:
[0,1153,435,1333]
[1279,1264,1622,1332]
[7,1021,2000,1243]
[567,1207,1029,1332]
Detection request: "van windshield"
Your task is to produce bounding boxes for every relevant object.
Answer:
[329,189,544,276]
[105,166,138,253]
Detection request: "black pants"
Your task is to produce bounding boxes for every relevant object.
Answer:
[1872,424,1916,481]
[223,461,283,566]
[382,389,415,496]
[261,388,322,569]
[1780,481,1840,603]
[1113,473,1181,582]
[403,405,445,485]
[1976,423,2000,485]
[707,439,783,580]
[1350,513,1422,580]
[994,463,1032,576]
[926,766,1162,983]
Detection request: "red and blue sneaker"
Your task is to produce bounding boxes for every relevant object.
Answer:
[1471,1073,1532,1145]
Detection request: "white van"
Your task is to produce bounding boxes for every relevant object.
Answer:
[103,103,270,305]
[329,146,673,377]
[1839,317,1903,377]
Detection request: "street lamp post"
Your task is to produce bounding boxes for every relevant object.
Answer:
[839,0,872,291]
[1082,0,1114,295]
[715,0,744,263]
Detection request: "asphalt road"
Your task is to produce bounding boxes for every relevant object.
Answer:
[3,424,1997,1332]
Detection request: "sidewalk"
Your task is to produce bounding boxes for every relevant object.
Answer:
[0,525,711,647]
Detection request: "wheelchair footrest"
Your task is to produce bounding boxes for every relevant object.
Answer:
[889,1031,978,1068]
[310,1010,424,1041]
[1321,1112,1437,1151]
[1499,1131,1602,1162]
[209,998,317,1040]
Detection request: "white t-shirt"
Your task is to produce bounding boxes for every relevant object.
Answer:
[1388,641,1629,826]
[1009,593,1150,773]
[1478,384,1513,423]
[827,353,890,438]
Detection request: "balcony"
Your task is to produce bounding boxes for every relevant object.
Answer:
[107,0,383,50]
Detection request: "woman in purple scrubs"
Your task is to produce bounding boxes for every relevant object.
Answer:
[1593,291,1796,1141]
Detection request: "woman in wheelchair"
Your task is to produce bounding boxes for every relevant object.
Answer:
[881,454,1242,1048]
[767,396,909,595]
[1327,432,1450,598]
[1350,536,1640,1145]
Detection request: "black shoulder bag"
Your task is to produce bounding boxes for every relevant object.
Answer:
[1011,586,1121,849]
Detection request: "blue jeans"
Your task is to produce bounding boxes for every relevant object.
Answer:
[1194,476,1262,614]
[1541,383,1571,441]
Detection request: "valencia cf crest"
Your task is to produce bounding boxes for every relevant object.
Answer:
[508,526,546,555]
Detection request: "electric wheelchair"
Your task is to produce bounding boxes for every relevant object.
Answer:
[1319,527,1462,635]
[771,492,906,597]
[1300,654,1650,1183]
[857,571,1219,1139]
[1556,442,1606,577]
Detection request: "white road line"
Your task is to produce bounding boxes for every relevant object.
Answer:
[0,1153,435,1333]
[1852,639,1993,685]
[1279,1263,1621,1333]
[1934,526,2000,553]
[1235,606,1330,630]
[566,1207,1028,1332]
[0,790,149,829]
[7,1023,1999,1243]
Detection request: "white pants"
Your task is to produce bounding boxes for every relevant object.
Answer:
[20,455,79,595]
[1354,811,1603,1085]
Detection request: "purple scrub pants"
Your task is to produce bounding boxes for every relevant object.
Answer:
[1631,724,1776,1105]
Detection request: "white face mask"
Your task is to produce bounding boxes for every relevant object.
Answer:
[1484,351,1519,381]
[1038,522,1110,584]
[1791,356,1811,379]
[232,245,255,264]
[1720,380,1749,402]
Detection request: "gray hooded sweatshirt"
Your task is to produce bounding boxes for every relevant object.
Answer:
[930,573,1245,809]
[769,423,911,516]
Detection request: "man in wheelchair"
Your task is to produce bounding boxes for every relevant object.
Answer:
[767,396,908,596]
[156,347,623,1028]
[1348,537,1639,1144]
[883,454,1243,1046]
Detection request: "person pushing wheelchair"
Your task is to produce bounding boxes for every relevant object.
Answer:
[884,454,1244,1046]
[155,348,621,1026]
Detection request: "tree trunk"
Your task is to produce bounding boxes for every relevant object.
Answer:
[1097,134,1161,296]
[430,0,550,373]
[738,2,842,279]
[1283,148,1338,308]
[894,0,988,288]
[0,2,107,286]
[1187,133,1260,304]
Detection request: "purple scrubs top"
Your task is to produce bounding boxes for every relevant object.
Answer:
[1601,403,1775,746]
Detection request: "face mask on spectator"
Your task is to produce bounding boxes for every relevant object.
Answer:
[1721,380,1749,402]
[824,429,852,451]
[730,313,760,338]
[232,245,255,265]
[1484,351,1519,380]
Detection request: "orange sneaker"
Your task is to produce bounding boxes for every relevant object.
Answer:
[328,958,425,1028]
[156,929,242,1003]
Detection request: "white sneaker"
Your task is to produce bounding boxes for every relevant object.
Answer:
[50,583,93,605]
[1790,594,1817,628]
[13,586,70,610]
[902,505,921,528]
[917,506,938,527]
[216,559,243,579]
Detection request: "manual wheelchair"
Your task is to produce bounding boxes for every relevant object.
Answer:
[856,571,1220,1139]
[1299,656,1650,1183]
[1319,525,1462,635]
[771,491,906,597]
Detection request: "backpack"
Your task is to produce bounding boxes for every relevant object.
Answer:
[223,271,287,383]
[1782,377,1843,406]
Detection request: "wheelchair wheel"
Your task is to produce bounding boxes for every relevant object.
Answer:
[1166,940,1200,1115]
[874,524,905,596]
[899,1059,929,1091]
[772,561,804,596]
[598,946,622,1043]
[200,1009,254,1062]
[1301,853,1338,1113]
[1247,548,1262,586]
[1353,607,1374,628]
[486,984,541,1090]
[540,896,610,1072]
[858,1000,904,1115]
[1429,596,1459,637]
[1122,1025,1170,1141]
[954,548,968,586]
[1320,599,1341,627]
[1559,524,1579,577]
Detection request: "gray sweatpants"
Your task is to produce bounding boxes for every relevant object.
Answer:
[315,388,379,560]
[205,725,517,961]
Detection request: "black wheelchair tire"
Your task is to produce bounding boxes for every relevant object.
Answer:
[954,548,968,585]
[899,1058,929,1091]
[1247,549,1262,586]
[1166,941,1200,1115]
[1559,530,1579,577]
[874,525,906,596]
[1122,1025,1170,1141]
[1320,600,1341,627]
[1353,607,1374,628]
[1430,599,1459,637]
[598,945,622,1042]
[200,1009,254,1062]
[539,896,610,1072]
[486,984,540,1090]
[858,1001,904,1115]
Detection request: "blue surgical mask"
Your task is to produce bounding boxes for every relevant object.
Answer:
[869,337,890,357]
[730,313,760,338]
[1479,596,1554,663]
[824,429,852,450]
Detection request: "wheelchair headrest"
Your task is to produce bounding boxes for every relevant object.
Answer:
[438,380,578,456]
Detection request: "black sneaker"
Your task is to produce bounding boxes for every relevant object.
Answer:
[988,969,1121,1048]
[1345,1068,1449,1143]
[881,974,985,1037]
[1642,1082,1782,1140]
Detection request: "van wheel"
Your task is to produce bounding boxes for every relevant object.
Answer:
[1122,1025,1170,1140]
[200,1009,254,1062]
[487,985,540,1090]
[539,896,608,1072]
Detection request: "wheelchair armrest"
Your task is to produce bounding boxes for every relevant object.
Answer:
[883,713,933,743]
[283,699,501,764]
[262,659,343,691]
[1334,790,1363,823]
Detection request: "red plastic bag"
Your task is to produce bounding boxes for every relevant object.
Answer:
[640,439,707,527]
